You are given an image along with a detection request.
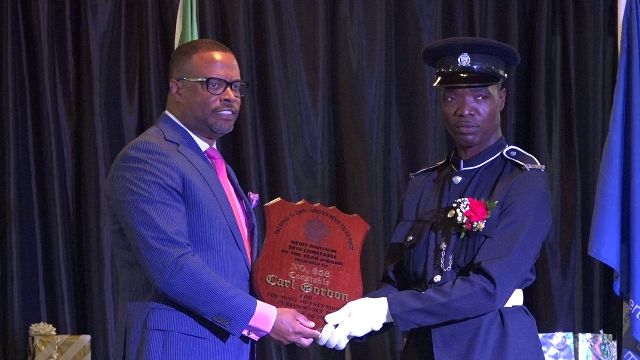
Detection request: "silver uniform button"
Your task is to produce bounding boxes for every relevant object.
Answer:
[406,235,414,242]
[509,150,517,156]
[433,275,442,283]
[452,175,462,184]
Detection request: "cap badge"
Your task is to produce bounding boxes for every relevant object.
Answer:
[457,53,471,66]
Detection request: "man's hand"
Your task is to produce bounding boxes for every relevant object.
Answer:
[268,308,320,347]
[316,297,392,350]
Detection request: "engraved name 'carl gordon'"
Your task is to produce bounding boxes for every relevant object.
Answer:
[264,260,349,302]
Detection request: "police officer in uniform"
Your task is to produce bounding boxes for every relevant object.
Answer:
[317,37,551,359]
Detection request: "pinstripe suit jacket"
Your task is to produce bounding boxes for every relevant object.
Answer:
[106,113,259,359]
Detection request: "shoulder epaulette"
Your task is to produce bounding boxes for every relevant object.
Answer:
[410,159,448,178]
[502,145,546,171]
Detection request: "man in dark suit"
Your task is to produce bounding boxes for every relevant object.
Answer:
[317,37,551,359]
[107,39,319,359]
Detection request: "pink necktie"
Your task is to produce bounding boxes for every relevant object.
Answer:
[204,147,251,262]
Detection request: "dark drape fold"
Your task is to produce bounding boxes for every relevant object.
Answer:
[1,1,619,359]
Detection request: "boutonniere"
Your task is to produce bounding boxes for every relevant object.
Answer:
[447,197,497,238]
[248,192,260,209]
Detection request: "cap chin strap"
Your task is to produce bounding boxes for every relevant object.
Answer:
[433,80,503,88]
[433,74,504,88]
[432,66,507,87]
[436,63,508,79]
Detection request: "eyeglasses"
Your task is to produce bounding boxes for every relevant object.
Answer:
[177,77,249,97]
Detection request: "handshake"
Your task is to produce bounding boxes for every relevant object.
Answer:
[316,297,393,350]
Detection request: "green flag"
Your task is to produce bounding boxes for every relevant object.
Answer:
[175,0,199,48]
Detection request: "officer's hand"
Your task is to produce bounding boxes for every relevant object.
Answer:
[317,297,392,350]
[316,322,350,350]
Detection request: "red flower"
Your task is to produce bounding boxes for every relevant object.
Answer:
[465,198,489,223]
[449,197,498,238]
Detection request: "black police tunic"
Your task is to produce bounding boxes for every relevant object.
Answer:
[370,138,550,360]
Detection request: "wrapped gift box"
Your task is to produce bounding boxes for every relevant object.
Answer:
[539,332,617,360]
[540,332,576,359]
[29,334,91,360]
[577,332,617,360]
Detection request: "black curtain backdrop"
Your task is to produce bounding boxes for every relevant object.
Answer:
[1,1,621,359]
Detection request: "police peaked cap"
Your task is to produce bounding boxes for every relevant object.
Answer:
[422,37,521,87]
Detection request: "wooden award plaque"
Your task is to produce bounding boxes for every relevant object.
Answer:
[252,198,370,330]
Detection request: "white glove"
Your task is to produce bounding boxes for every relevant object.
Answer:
[316,297,392,350]
[316,322,350,350]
